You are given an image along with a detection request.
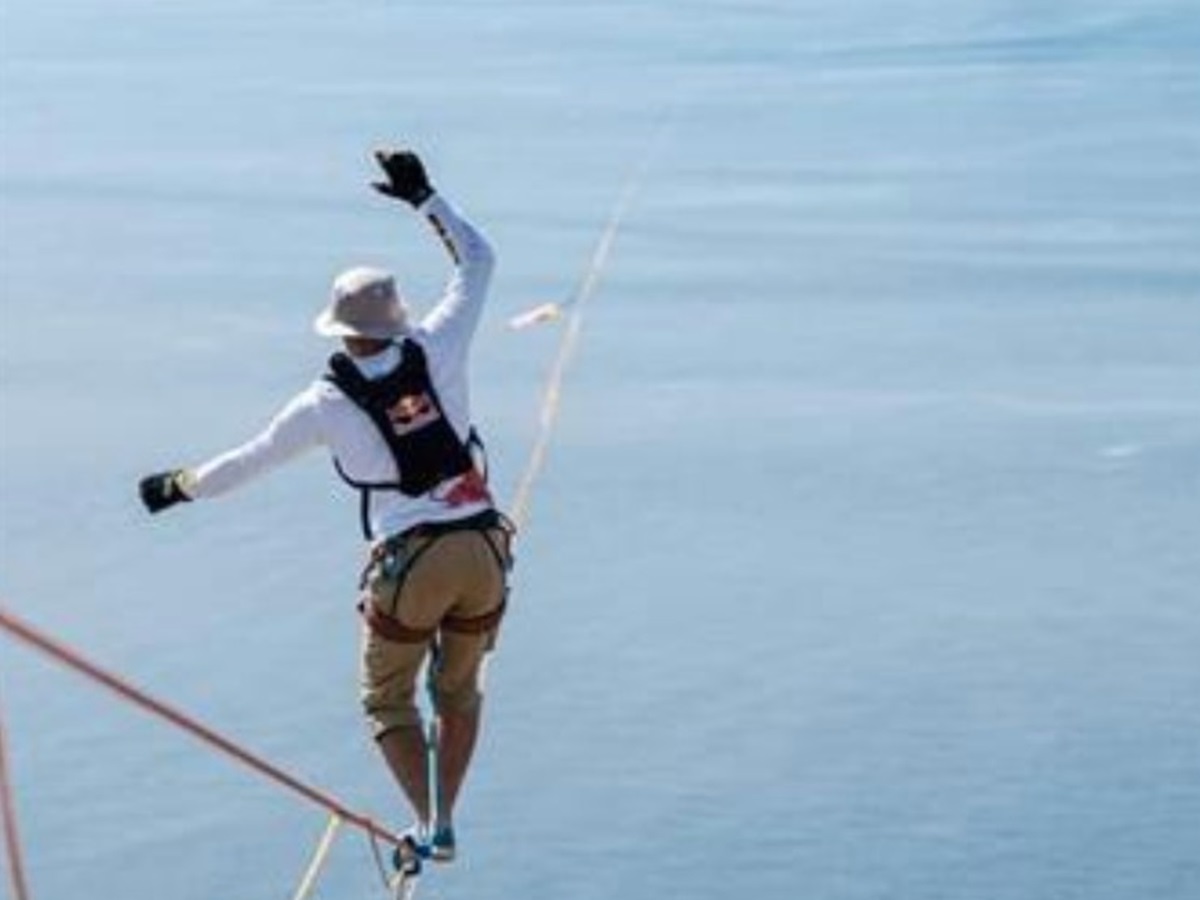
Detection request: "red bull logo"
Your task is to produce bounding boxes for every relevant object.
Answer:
[387,392,439,435]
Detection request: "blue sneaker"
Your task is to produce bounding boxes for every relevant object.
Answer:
[429,823,456,863]
[391,827,430,876]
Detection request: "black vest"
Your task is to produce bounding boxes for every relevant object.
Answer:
[325,339,480,537]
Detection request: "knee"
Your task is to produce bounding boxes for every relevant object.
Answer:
[432,677,482,717]
[360,622,428,738]
[360,664,422,738]
[362,690,422,739]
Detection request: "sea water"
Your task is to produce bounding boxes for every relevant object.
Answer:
[1,1,1199,898]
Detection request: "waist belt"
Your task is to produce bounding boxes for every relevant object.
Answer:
[393,508,503,545]
[359,507,513,644]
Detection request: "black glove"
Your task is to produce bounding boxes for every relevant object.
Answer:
[371,149,434,207]
[139,470,192,514]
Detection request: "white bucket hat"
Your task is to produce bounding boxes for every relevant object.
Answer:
[313,266,409,339]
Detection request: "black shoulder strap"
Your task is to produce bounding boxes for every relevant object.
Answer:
[399,337,429,373]
[324,347,402,541]
[326,351,377,409]
[325,348,404,450]
[325,339,428,408]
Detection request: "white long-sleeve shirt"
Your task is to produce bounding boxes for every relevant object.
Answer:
[184,193,496,540]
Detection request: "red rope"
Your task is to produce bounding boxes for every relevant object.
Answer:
[0,603,399,848]
[0,696,33,900]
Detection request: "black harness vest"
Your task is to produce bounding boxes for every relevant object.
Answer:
[325,339,483,539]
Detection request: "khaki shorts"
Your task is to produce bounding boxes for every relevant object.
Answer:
[359,524,510,738]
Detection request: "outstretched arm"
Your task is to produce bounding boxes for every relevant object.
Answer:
[138,391,323,514]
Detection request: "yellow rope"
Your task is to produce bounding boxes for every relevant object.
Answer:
[289,814,344,900]
[508,114,672,529]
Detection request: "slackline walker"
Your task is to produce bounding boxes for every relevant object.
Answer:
[0,121,667,900]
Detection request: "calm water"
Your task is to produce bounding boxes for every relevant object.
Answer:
[2,1,1199,898]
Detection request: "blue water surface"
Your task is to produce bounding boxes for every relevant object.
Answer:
[2,1,1199,898]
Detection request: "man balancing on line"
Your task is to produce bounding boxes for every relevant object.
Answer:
[138,148,513,865]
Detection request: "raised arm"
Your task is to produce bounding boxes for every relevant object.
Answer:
[371,149,495,348]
